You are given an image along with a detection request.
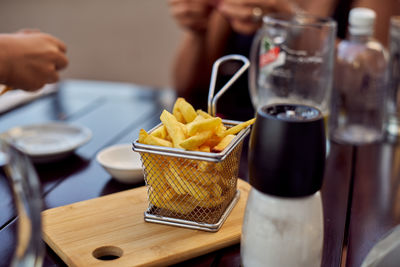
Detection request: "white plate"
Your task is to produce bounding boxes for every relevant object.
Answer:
[3,122,92,162]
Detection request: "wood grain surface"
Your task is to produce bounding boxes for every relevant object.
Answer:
[346,143,400,266]
[42,179,251,267]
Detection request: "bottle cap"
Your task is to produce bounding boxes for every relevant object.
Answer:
[248,104,326,198]
[349,7,376,35]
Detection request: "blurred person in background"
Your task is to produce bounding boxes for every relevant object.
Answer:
[0,29,68,92]
[168,0,399,120]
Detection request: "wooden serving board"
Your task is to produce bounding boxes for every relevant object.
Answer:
[42,179,250,267]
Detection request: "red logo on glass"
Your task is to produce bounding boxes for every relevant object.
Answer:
[259,47,280,67]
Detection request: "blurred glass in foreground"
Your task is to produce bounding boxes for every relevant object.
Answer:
[0,139,43,267]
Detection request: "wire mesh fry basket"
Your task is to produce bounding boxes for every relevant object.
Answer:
[133,55,251,232]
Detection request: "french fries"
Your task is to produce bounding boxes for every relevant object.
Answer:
[180,130,213,150]
[212,134,236,153]
[139,98,256,215]
[187,117,222,136]
[174,98,197,123]
[149,187,196,214]
[142,154,166,188]
[197,109,212,119]
[219,118,256,137]
[160,110,186,149]
[139,129,173,147]
[150,125,167,139]
[139,98,255,153]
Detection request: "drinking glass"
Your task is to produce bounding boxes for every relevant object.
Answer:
[0,139,43,267]
[386,16,400,138]
[249,13,337,124]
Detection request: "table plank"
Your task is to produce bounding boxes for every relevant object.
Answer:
[346,143,400,266]
[0,97,63,133]
[321,142,354,267]
[0,172,15,228]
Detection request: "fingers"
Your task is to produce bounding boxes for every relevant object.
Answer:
[42,33,67,53]
[168,0,213,31]
[217,1,263,34]
[219,3,255,21]
[53,50,69,71]
[36,34,68,71]
[169,0,211,16]
[38,33,68,70]
[5,31,68,91]
[171,2,209,18]
[17,65,60,91]
[17,31,67,53]
[43,45,67,86]
[46,67,60,84]
[216,0,283,34]
[219,0,294,18]
[55,39,67,53]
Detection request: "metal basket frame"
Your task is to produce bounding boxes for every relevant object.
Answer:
[132,55,251,231]
[133,121,250,231]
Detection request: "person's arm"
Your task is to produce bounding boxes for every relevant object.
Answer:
[168,0,232,97]
[0,31,68,91]
[352,0,400,46]
[172,12,231,97]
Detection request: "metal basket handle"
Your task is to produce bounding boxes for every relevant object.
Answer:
[207,54,250,117]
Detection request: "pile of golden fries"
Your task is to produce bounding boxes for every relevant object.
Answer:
[138,98,255,219]
[139,98,255,152]
[143,153,238,215]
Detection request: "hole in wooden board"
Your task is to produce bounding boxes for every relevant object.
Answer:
[92,246,123,261]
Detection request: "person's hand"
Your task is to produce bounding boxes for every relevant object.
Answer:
[217,0,297,35]
[168,0,214,33]
[0,31,68,91]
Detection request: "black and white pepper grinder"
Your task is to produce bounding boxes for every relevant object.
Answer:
[241,104,326,267]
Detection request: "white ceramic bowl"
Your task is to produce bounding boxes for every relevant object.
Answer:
[96,144,143,184]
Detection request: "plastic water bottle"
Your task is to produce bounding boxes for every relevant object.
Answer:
[330,8,388,144]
